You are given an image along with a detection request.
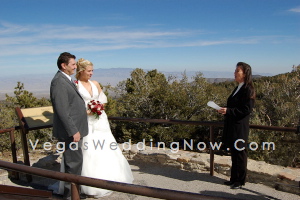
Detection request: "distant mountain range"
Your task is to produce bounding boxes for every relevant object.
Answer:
[0,68,272,100]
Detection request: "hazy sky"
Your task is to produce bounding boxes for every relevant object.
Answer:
[0,0,299,77]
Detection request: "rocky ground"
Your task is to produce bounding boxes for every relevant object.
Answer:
[1,147,300,199]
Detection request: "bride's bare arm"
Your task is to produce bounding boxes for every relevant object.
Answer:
[91,80,102,94]
[91,80,106,107]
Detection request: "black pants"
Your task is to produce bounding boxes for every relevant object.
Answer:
[230,148,247,185]
[61,138,83,198]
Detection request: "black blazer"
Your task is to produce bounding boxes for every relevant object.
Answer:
[50,71,88,141]
[222,84,254,149]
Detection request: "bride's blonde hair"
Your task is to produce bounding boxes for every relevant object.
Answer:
[76,58,93,80]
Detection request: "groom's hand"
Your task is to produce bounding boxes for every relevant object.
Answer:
[73,132,81,142]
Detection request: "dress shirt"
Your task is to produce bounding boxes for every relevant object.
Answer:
[232,82,244,96]
[59,70,72,82]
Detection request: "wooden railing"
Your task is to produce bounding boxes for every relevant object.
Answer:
[0,127,19,179]
[0,160,233,200]
[107,117,298,176]
[0,106,298,199]
[5,114,298,178]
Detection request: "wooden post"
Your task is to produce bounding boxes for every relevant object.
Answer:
[71,183,80,200]
[15,107,32,182]
[9,129,19,180]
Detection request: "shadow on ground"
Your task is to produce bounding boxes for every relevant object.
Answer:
[4,153,293,200]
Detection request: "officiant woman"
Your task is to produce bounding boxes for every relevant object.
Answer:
[218,62,255,189]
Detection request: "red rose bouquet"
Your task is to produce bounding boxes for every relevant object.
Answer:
[87,100,104,119]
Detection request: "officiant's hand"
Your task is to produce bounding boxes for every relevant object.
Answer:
[73,132,81,142]
[218,107,227,115]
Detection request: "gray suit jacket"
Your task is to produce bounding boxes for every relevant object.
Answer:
[50,71,88,141]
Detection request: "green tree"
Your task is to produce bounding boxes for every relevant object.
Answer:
[1,82,52,151]
[248,71,300,166]
[113,69,213,144]
[5,82,51,109]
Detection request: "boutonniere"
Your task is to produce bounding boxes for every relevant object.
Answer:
[74,80,78,87]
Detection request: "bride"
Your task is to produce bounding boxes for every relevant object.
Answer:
[77,58,134,197]
[76,58,134,197]
[50,58,134,198]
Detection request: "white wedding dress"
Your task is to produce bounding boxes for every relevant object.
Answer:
[49,80,134,198]
[79,80,134,197]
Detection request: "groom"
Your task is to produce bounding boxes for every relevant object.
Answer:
[50,52,88,199]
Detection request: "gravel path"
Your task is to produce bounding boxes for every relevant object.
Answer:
[97,161,299,200]
[1,156,299,200]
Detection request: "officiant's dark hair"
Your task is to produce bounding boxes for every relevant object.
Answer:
[236,62,256,99]
[57,52,76,69]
